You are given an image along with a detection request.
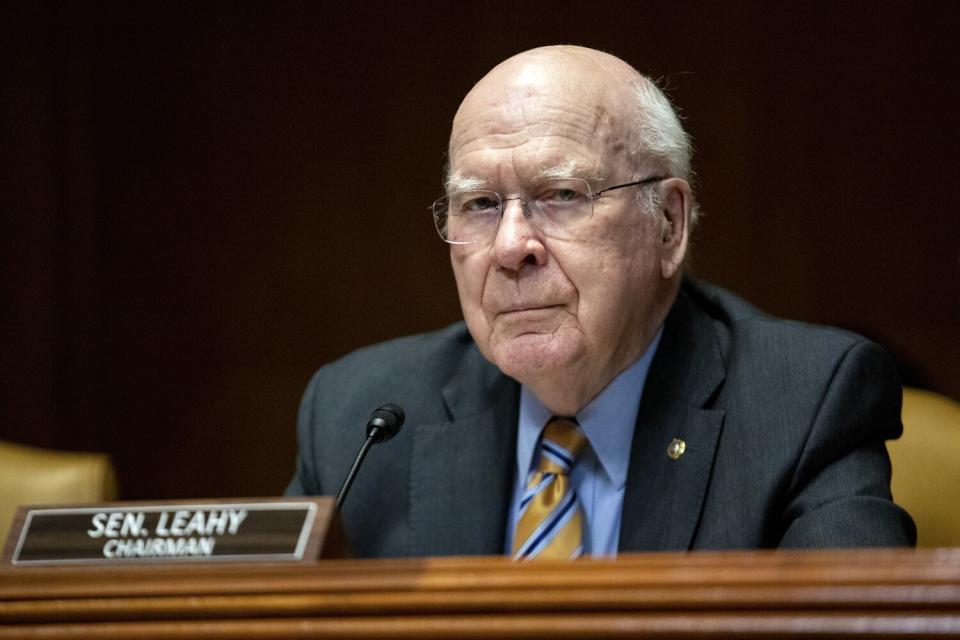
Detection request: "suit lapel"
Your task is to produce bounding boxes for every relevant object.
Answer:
[410,348,519,556]
[620,288,727,552]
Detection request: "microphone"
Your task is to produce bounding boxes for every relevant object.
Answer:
[365,403,404,443]
[335,403,405,511]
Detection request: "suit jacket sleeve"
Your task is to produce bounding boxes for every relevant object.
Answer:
[778,339,916,547]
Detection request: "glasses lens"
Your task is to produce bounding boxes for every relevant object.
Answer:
[431,179,594,244]
[434,190,502,244]
[528,178,593,233]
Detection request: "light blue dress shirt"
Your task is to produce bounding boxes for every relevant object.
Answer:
[505,330,662,557]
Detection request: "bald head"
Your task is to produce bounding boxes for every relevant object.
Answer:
[457,46,642,121]
[450,46,694,206]
[455,46,642,124]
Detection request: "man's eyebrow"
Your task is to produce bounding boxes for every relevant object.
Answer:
[446,163,606,192]
[535,162,605,183]
[445,175,488,192]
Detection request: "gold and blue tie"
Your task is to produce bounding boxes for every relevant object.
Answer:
[512,417,587,560]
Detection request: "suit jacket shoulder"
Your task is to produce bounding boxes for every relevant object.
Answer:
[286,323,521,557]
[619,277,916,551]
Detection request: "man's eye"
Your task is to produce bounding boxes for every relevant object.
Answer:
[464,197,499,212]
[540,188,585,203]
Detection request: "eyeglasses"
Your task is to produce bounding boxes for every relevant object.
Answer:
[431,176,668,245]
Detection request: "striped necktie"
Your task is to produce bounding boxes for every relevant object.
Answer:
[512,416,587,560]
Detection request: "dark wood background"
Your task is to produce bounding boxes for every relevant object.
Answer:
[2,1,957,500]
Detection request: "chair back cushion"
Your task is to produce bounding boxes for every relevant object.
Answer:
[0,440,118,539]
[889,388,960,548]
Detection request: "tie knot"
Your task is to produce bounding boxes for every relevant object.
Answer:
[538,417,586,474]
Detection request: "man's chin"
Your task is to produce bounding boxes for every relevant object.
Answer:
[489,333,582,384]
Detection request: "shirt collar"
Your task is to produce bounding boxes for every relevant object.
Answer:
[517,329,663,489]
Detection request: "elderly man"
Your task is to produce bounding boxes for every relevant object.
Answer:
[286,46,915,558]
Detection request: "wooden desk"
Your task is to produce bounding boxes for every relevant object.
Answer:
[2,548,959,638]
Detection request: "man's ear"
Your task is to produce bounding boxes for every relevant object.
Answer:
[659,178,692,279]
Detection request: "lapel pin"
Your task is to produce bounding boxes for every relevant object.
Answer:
[667,438,686,460]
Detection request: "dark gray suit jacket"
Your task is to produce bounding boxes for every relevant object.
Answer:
[286,278,916,557]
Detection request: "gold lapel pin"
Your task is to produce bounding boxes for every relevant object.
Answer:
[667,438,686,460]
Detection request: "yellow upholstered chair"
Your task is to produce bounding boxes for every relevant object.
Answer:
[888,388,960,548]
[0,440,118,540]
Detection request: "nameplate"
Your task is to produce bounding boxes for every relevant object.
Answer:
[3,497,347,565]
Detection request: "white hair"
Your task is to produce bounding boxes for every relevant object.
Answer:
[628,77,701,227]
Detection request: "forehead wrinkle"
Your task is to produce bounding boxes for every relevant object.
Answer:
[451,135,612,191]
[449,140,611,194]
[452,111,625,173]
[450,95,620,153]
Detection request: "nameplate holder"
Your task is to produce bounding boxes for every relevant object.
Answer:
[2,497,347,565]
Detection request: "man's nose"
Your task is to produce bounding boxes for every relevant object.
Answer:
[491,198,547,271]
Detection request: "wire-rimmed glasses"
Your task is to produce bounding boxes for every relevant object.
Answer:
[431,175,667,245]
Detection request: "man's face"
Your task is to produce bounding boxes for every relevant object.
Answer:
[447,56,684,414]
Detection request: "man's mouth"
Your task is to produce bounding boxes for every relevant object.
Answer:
[497,303,561,316]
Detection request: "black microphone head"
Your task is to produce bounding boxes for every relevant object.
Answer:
[366,403,405,443]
